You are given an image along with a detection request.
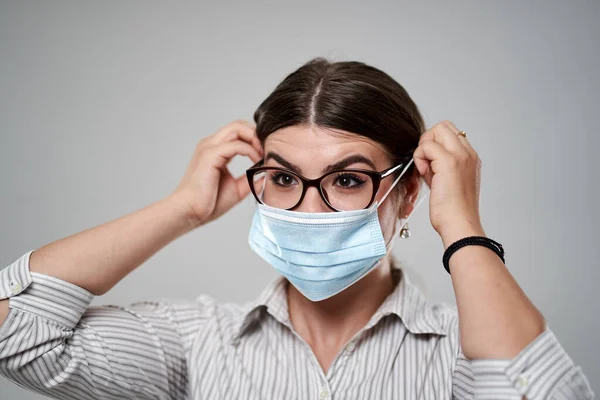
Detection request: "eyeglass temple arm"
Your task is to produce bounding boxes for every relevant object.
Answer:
[381,157,415,178]
[249,159,264,169]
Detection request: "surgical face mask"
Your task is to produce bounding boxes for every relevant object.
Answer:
[248,159,429,301]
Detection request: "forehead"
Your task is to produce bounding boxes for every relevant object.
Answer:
[264,125,391,162]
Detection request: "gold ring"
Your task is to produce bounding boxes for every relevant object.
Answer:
[457,130,467,138]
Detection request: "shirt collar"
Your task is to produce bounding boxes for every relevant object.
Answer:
[232,262,448,344]
[231,273,291,344]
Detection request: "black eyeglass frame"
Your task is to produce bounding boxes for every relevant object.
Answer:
[245,157,411,212]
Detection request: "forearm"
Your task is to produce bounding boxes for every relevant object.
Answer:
[0,267,190,399]
[27,193,195,296]
[442,222,545,360]
[1,120,261,328]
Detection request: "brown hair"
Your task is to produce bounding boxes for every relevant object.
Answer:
[253,57,425,183]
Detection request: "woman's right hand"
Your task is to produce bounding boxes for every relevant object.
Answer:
[172,120,263,228]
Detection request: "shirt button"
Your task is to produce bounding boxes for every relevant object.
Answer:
[516,374,529,389]
[346,341,356,352]
[319,389,329,399]
[9,281,22,295]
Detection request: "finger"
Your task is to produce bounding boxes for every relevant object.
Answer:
[456,134,477,158]
[442,120,460,134]
[215,120,256,140]
[235,174,252,200]
[418,129,433,146]
[212,121,262,154]
[413,153,433,188]
[419,126,462,158]
[413,138,431,177]
[220,121,258,144]
[211,168,248,214]
[441,120,478,156]
[213,120,252,140]
[210,140,262,169]
[429,122,467,156]
[414,140,454,174]
[454,131,478,159]
[226,123,263,157]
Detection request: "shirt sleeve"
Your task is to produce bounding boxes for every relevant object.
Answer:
[452,324,595,399]
[0,251,206,400]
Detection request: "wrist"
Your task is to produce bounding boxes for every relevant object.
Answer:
[439,221,486,250]
[164,192,204,233]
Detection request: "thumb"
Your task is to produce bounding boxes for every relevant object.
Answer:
[414,157,433,188]
[235,174,252,200]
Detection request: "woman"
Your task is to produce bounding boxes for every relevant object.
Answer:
[0,58,593,399]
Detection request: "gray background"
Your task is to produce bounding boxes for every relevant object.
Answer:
[1,1,598,398]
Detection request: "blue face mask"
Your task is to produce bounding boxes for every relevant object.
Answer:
[248,159,424,302]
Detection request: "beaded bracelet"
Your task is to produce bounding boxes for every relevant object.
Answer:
[442,236,505,274]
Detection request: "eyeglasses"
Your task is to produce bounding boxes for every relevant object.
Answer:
[246,158,410,212]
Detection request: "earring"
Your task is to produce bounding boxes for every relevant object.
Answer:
[399,216,411,239]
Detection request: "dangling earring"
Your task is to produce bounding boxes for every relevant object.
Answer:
[400,223,411,239]
[399,216,411,239]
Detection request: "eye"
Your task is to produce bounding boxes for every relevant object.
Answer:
[334,173,367,188]
[270,172,299,187]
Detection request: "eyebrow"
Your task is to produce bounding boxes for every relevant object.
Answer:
[324,155,377,173]
[264,152,302,173]
[264,152,377,174]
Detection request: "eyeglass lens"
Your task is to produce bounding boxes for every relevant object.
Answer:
[251,169,375,211]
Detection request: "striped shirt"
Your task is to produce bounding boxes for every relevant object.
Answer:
[0,250,594,399]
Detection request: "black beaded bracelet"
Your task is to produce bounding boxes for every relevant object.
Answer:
[442,236,505,274]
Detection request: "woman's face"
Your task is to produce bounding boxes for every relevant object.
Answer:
[262,124,405,245]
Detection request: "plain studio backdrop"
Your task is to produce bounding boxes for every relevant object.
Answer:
[1,1,598,398]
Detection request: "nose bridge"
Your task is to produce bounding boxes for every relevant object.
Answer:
[296,182,331,212]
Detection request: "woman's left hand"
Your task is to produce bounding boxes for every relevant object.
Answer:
[413,120,485,247]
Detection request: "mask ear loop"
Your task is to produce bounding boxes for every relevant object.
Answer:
[385,220,404,251]
[397,168,430,243]
[372,158,415,252]
[375,158,415,208]
[377,158,429,249]
[257,174,267,202]
[384,181,412,250]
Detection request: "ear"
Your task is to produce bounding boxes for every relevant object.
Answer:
[397,172,420,219]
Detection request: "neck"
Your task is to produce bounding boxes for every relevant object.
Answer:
[288,256,396,354]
